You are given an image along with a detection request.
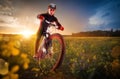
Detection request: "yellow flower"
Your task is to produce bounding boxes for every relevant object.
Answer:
[23,63,29,69]
[31,68,40,72]
[10,73,19,79]
[11,65,19,73]
[93,55,96,60]
[21,53,27,58]
[11,48,19,56]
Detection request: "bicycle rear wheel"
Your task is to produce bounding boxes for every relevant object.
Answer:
[39,33,65,71]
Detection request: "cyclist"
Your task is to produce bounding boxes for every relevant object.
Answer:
[34,3,64,59]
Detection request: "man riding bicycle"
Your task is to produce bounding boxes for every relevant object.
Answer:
[34,3,64,59]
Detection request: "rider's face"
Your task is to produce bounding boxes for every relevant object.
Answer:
[48,8,55,16]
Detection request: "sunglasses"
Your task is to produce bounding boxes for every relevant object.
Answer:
[50,9,55,11]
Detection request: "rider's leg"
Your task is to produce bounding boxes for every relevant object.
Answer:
[43,33,51,54]
[35,37,40,54]
[41,36,47,54]
[43,34,53,55]
[34,23,43,57]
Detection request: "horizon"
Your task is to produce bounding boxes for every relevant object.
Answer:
[0,29,119,35]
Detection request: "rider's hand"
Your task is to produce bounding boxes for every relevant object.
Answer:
[38,15,44,20]
[59,26,64,31]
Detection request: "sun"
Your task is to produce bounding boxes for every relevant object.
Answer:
[20,30,34,38]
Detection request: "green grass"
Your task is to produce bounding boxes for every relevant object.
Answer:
[0,35,120,79]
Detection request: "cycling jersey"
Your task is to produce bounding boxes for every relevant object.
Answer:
[37,13,62,35]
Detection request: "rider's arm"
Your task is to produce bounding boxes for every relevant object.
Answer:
[55,18,64,31]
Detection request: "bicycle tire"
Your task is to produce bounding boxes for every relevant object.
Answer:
[49,33,65,71]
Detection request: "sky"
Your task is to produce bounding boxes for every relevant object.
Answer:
[0,0,120,35]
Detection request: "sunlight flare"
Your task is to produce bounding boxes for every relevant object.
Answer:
[20,30,34,38]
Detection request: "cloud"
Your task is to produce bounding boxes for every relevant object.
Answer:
[0,0,13,11]
[0,0,22,33]
[0,0,14,24]
[88,0,120,30]
[102,12,110,18]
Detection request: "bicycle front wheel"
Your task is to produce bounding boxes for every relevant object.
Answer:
[39,33,65,71]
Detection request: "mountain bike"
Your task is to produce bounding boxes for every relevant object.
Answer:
[35,20,65,71]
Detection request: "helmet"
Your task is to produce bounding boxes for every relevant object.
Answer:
[48,3,56,9]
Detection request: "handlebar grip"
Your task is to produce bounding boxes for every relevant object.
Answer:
[45,20,50,24]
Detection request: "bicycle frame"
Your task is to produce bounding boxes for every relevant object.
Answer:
[37,20,57,54]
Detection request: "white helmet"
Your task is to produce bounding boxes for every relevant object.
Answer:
[48,3,56,9]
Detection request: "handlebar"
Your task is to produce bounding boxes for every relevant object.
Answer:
[45,20,57,27]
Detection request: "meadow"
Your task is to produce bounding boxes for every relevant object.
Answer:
[0,35,120,79]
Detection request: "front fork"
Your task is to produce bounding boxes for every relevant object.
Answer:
[44,37,52,53]
[42,33,52,54]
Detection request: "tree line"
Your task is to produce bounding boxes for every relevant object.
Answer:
[72,29,120,37]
